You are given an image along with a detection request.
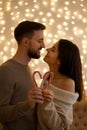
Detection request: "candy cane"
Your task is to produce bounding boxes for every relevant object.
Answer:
[32,71,54,89]
[43,71,54,89]
[32,71,42,88]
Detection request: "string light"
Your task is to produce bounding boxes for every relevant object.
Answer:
[0,0,87,94]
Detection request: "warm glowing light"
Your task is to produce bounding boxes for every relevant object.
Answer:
[0,0,87,94]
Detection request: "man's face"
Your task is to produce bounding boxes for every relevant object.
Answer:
[28,30,45,59]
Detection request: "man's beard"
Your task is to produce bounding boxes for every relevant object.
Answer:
[28,49,40,59]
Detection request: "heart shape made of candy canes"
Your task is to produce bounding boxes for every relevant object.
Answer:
[32,71,54,89]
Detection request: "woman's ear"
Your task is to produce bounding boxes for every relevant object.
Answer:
[57,59,61,65]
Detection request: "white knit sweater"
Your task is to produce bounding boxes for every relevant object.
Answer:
[37,83,78,130]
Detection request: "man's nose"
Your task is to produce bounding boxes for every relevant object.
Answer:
[41,42,45,48]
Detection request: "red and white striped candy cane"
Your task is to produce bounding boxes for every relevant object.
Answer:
[32,71,54,89]
[42,71,54,89]
[32,71,42,88]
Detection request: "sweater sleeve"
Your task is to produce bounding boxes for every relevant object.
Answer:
[0,66,31,123]
[0,101,31,122]
[37,101,69,130]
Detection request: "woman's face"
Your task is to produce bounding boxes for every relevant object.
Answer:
[44,42,59,66]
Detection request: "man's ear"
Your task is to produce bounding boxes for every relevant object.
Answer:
[21,37,29,47]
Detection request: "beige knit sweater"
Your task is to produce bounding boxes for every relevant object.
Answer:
[37,83,78,130]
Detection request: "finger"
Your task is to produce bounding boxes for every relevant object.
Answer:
[42,89,54,96]
[42,89,54,101]
[30,87,43,95]
[43,94,54,100]
[29,88,44,103]
[42,94,54,102]
[32,93,44,101]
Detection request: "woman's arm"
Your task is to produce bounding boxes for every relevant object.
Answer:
[37,100,68,130]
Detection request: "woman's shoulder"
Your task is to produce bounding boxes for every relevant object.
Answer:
[61,77,75,93]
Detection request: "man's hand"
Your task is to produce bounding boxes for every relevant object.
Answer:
[28,87,44,108]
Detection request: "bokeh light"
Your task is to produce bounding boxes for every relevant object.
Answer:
[0,0,87,93]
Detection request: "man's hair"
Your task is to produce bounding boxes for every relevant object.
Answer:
[14,20,46,43]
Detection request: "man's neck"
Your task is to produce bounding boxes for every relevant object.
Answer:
[12,54,31,65]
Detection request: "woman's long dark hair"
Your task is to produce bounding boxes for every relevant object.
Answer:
[58,39,84,101]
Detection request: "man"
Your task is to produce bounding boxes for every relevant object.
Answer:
[0,20,46,130]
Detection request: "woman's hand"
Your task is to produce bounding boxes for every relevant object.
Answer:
[42,89,54,102]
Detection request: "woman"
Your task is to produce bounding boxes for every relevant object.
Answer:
[37,39,84,130]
